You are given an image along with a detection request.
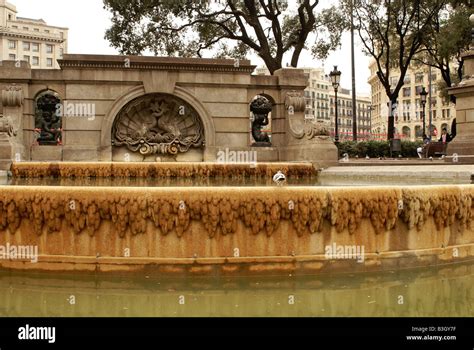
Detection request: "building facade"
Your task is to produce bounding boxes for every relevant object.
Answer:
[0,0,68,69]
[368,59,456,141]
[302,67,331,122]
[328,88,371,141]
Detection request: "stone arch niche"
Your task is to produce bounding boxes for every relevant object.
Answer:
[34,90,62,146]
[111,93,205,162]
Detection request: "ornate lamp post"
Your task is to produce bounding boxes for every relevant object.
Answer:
[329,66,341,144]
[420,87,428,138]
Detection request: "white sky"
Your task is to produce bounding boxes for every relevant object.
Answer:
[12,0,371,94]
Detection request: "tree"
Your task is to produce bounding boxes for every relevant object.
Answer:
[103,0,345,75]
[415,1,473,103]
[350,0,446,140]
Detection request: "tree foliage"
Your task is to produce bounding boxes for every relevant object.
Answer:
[346,0,446,139]
[415,1,473,102]
[103,0,346,74]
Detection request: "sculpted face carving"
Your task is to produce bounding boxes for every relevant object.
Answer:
[112,94,205,155]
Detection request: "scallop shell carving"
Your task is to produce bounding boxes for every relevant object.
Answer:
[112,93,205,155]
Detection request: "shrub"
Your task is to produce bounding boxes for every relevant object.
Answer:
[337,140,423,158]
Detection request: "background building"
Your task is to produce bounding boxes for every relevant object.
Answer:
[303,67,371,140]
[302,67,331,122]
[368,59,456,141]
[329,88,371,141]
[0,0,68,69]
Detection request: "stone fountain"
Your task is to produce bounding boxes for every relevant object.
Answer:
[0,55,473,276]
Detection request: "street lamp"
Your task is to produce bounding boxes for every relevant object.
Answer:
[330,65,341,144]
[420,86,428,138]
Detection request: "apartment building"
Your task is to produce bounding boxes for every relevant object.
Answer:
[0,0,68,69]
[368,59,456,141]
[302,67,371,140]
[328,88,372,141]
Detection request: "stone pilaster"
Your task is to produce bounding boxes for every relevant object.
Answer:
[0,85,25,169]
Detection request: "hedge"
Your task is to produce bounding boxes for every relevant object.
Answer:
[336,140,423,158]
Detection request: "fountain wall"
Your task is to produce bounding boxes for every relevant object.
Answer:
[0,185,472,275]
[0,55,337,169]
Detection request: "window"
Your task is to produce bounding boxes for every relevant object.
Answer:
[9,54,16,60]
[45,30,50,34]
[8,40,16,49]
[46,58,53,67]
[32,56,39,66]
[12,25,18,29]
[404,75,411,84]
[403,101,411,111]
[23,55,30,63]
[403,87,411,97]
[46,45,53,54]
[32,43,40,52]
[8,14,12,20]
[34,28,39,32]
[415,86,423,95]
[415,73,424,84]
[23,27,29,31]
[23,42,30,51]
[59,48,64,58]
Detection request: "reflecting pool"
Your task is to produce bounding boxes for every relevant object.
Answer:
[0,261,472,317]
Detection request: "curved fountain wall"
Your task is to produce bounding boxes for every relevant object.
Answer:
[0,185,473,275]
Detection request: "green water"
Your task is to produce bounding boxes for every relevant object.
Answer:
[0,262,473,317]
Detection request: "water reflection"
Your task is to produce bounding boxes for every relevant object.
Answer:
[0,262,472,317]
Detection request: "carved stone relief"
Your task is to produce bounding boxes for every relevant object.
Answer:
[284,90,306,113]
[1,85,23,107]
[112,94,205,155]
[0,114,16,137]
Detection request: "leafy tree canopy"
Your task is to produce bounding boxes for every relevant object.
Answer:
[104,0,347,74]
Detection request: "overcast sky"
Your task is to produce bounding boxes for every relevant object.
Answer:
[12,0,371,94]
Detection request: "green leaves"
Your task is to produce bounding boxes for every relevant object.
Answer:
[103,0,343,74]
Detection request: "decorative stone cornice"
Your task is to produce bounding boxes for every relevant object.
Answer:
[1,85,23,107]
[0,29,64,43]
[58,54,257,73]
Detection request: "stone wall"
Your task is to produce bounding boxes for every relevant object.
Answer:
[0,185,472,275]
[0,54,338,167]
